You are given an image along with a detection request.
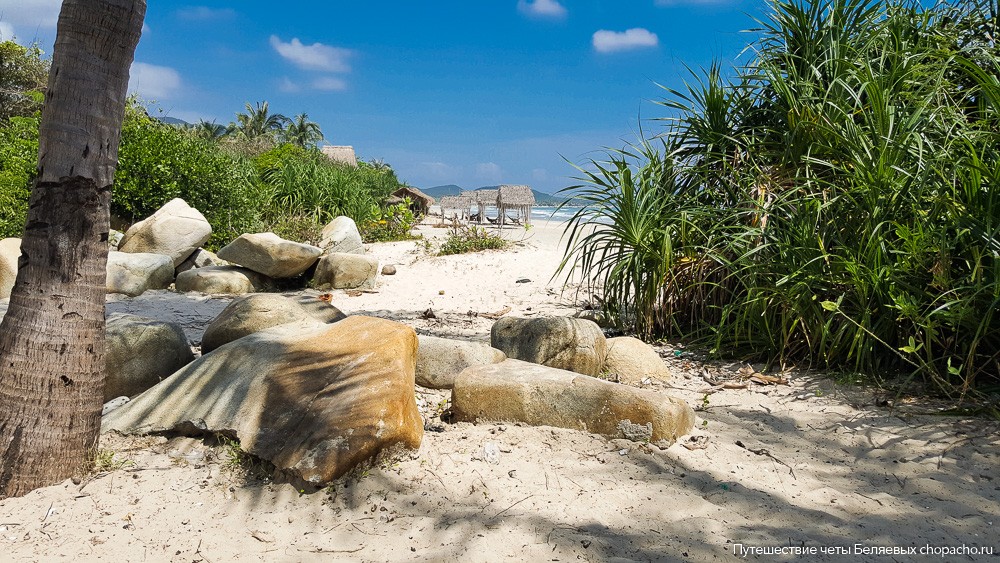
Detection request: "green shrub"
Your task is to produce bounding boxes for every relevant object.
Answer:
[360,200,419,242]
[0,116,39,237]
[115,107,264,247]
[439,226,508,255]
[560,0,1000,397]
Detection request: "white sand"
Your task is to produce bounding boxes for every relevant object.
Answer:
[1,219,997,562]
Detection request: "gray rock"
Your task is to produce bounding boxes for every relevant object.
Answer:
[102,316,424,486]
[313,252,379,290]
[174,265,271,295]
[201,293,346,353]
[415,335,506,389]
[217,232,322,278]
[108,229,124,250]
[175,248,227,274]
[452,359,694,446]
[102,396,130,416]
[0,237,21,299]
[604,336,672,384]
[106,251,175,297]
[105,313,194,401]
[490,316,607,376]
[381,264,397,276]
[119,198,212,267]
[319,216,365,255]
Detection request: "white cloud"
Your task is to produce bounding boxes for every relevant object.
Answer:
[269,35,352,73]
[312,77,347,91]
[475,162,503,183]
[278,77,301,93]
[517,0,567,18]
[592,28,659,53]
[0,0,61,29]
[531,168,549,182]
[0,21,14,39]
[142,23,151,34]
[128,62,182,100]
[176,6,236,21]
[419,162,461,182]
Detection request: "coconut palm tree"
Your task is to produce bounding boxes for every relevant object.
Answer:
[232,100,288,140]
[193,119,230,140]
[282,112,324,147]
[0,0,145,499]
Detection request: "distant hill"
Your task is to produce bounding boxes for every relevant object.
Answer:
[421,184,576,206]
[157,116,191,127]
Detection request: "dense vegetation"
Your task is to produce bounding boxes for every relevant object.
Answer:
[0,40,409,246]
[560,0,1000,398]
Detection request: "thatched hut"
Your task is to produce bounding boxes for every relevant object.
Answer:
[321,145,358,166]
[391,187,435,216]
[438,195,473,223]
[497,184,535,226]
[462,189,500,223]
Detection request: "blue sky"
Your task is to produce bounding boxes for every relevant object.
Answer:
[2,0,766,193]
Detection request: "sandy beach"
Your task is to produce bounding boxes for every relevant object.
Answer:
[0,218,997,562]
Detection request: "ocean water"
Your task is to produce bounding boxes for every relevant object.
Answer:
[433,204,606,225]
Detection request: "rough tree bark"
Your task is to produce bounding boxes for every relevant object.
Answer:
[0,0,145,499]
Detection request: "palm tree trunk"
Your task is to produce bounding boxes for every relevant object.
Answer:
[0,0,145,499]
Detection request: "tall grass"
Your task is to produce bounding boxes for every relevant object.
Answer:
[559,0,1000,398]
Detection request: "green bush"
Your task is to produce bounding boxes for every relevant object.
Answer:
[0,116,39,237]
[439,226,508,255]
[360,200,419,242]
[560,0,1000,397]
[115,107,264,247]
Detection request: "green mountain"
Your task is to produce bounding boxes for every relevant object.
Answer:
[421,184,574,206]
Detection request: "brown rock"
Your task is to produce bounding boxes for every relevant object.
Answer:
[415,335,506,389]
[604,336,672,384]
[201,293,346,353]
[102,316,423,485]
[452,359,694,445]
[490,316,607,376]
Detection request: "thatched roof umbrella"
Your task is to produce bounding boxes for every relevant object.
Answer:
[496,185,535,226]
[438,195,473,223]
[462,189,500,223]
[391,187,435,215]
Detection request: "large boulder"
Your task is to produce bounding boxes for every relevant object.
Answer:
[452,359,694,445]
[604,336,672,384]
[106,251,175,297]
[313,252,379,290]
[415,335,506,389]
[490,317,607,376]
[105,314,194,401]
[175,248,227,274]
[319,216,365,255]
[102,316,424,485]
[0,237,21,299]
[201,293,347,353]
[174,265,270,295]
[217,232,321,278]
[118,198,212,267]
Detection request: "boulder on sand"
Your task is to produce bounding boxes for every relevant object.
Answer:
[491,316,607,377]
[312,252,379,290]
[102,316,424,485]
[105,314,194,401]
[0,237,21,299]
[201,293,347,353]
[175,248,227,274]
[217,232,322,278]
[106,251,175,297]
[451,359,694,445]
[603,336,672,384]
[415,335,506,389]
[319,216,365,255]
[118,198,212,267]
[174,265,270,295]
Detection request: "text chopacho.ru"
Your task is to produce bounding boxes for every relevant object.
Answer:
[731,543,995,558]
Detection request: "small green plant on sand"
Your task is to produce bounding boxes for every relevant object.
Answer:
[438,225,508,255]
[92,449,134,472]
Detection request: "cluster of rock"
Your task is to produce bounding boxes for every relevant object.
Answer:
[102,296,693,486]
[0,198,383,300]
